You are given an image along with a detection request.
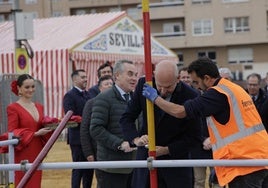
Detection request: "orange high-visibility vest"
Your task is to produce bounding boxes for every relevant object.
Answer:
[207,78,268,186]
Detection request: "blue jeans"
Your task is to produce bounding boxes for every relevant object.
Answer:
[228,169,268,188]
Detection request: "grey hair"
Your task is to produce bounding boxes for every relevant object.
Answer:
[113,60,134,80]
[113,60,134,74]
[218,67,233,80]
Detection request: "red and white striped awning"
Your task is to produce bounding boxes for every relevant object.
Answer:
[0,49,69,118]
[0,11,178,118]
[71,51,177,88]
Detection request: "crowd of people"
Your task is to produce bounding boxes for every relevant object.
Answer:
[1,57,268,188]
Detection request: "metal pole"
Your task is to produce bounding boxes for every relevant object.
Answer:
[142,0,158,188]
[12,0,20,48]
[16,110,73,188]
[1,159,268,171]
[8,133,15,188]
[0,139,19,147]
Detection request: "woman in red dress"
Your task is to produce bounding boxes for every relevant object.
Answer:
[7,74,52,188]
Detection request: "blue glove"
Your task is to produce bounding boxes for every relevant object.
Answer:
[142,83,158,102]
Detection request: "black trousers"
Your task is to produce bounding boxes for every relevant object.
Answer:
[229,169,268,188]
[70,145,94,188]
[96,169,132,188]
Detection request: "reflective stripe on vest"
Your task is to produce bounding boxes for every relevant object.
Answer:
[207,84,266,151]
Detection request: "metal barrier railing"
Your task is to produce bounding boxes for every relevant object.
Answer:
[1,159,268,171]
[0,110,73,188]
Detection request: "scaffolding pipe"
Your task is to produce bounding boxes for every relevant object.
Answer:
[16,110,73,188]
[1,159,268,171]
[0,139,19,147]
[8,133,15,188]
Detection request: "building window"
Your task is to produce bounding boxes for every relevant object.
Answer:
[0,15,5,22]
[192,19,213,36]
[75,9,86,15]
[90,9,97,14]
[228,48,253,64]
[109,7,121,12]
[32,12,38,19]
[52,12,64,17]
[224,17,249,33]
[127,8,139,20]
[0,13,12,22]
[25,0,37,4]
[197,51,216,63]
[163,22,183,33]
[176,52,184,64]
[192,0,211,4]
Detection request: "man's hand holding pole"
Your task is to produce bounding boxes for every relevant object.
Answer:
[142,83,158,102]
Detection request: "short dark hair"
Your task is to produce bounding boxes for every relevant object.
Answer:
[71,69,85,79]
[188,57,219,79]
[97,75,113,87]
[97,61,113,78]
[247,73,262,84]
[17,74,34,87]
[178,66,188,74]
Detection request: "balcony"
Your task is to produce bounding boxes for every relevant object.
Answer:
[137,1,185,20]
[153,34,186,49]
[152,31,186,38]
[68,0,139,8]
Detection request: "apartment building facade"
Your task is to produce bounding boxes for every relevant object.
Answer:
[1,0,268,80]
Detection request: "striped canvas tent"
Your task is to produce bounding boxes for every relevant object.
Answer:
[0,11,178,118]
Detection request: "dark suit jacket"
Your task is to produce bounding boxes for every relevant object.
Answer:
[63,87,90,145]
[245,88,268,131]
[120,77,202,187]
[80,98,96,159]
[88,84,100,99]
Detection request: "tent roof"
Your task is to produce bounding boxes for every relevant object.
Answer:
[0,11,177,62]
[0,11,126,53]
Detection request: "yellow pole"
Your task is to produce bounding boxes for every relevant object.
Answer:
[142,0,158,187]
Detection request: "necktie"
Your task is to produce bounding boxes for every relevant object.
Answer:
[82,91,88,98]
[252,96,256,102]
[123,93,130,102]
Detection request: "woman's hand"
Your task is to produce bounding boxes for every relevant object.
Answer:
[34,127,52,136]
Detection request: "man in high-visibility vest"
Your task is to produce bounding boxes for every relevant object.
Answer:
[142,57,268,188]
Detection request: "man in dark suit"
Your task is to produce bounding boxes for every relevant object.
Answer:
[120,60,202,188]
[246,73,268,131]
[63,69,93,188]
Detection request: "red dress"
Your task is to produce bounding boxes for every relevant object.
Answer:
[7,102,48,188]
